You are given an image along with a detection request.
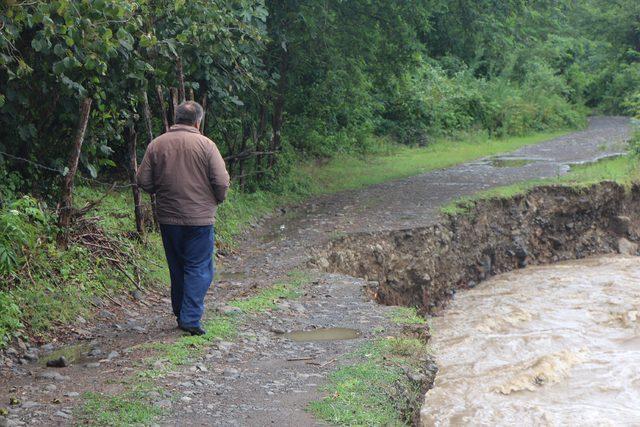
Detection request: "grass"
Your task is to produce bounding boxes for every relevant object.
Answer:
[300,130,571,195]
[76,384,164,426]
[309,337,429,426]
[310,306,430,426]
[441,154,640,215]
[387,307,427,326]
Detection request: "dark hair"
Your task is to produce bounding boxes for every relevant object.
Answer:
[175,101,204,125]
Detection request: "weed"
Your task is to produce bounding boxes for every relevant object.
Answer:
[388,307,427,326]
[310,337,429,426]
[76,383,164,426]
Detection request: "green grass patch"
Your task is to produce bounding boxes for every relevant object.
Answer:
[229,270,308,314]
[309,337,429,426]
[387,307,427,326]
[441,154,640,216]
[76,384,164,426]
[299,130,571,195]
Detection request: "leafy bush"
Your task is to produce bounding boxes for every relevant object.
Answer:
[0,291,22,348]
[0,196,51,275]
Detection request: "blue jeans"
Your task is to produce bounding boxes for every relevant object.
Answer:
[159,224,215,328]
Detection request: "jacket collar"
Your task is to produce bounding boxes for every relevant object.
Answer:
[169,124,201,134]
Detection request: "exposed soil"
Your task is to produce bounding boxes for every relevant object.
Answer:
[317,182,640,313]
[0,116,632,426]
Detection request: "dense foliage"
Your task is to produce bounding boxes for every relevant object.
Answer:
[1,0,638,196]
[0,0,638,346]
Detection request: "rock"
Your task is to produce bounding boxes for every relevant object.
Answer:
[44,384,58,392]
[40,344,54,352]
[76,316,87,324]
[54,410,71,419]
[20,401,39,409]
[98,310,115,319]
[5,348,18,357]
[22,353,37,362]
[611,215,632,235]
[87,348,102,358]
[222,368,240,379]
[36,371,69,381]
[15,339,27,352]
[219,306,242,316]
[180,396,192,403]
[316,257,330,269]
[217,342,234,353]
[291,303,306,313]
[617,238,638,256]
[195,364,208,373]
[46,356,68,368]
[132,326,147,334]
[107,351,119,360]
[85,362,101,368]
[157,399,172,408]
[205,351,222,359]
[64,392,79,398]
[270,327,286,335]
[408,371,427,383]
[275,302,290,311]
[131,290,144,301]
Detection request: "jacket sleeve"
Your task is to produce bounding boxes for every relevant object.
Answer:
[136,144,155,194]
[208,142,231,204]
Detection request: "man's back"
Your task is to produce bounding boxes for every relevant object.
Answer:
[137,124,230,226]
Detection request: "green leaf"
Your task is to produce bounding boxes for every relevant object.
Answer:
[86,164,98,179]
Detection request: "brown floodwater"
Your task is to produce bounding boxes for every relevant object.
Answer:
[420,255,640,426]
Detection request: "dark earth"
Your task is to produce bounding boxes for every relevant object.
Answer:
[0,116,631,426]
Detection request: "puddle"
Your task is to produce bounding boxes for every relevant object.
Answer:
[284,327,361,342]
[488,157,535,168]
[39,343,92,367]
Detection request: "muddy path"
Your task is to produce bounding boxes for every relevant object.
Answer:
[0,116,631,426]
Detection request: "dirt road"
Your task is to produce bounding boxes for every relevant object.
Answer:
[1,117,631,426]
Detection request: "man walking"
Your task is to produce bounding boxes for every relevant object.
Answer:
[137,101,230,336]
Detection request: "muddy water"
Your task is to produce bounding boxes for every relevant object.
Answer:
[284,327,360,342]
[421,255,640,426]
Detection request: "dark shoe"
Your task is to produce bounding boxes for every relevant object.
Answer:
[178,324,206,336]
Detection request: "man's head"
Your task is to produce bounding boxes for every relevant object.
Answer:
[175,101,204,129]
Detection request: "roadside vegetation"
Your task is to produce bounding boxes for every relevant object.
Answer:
[309,307,431,426]
[442,140,640,216]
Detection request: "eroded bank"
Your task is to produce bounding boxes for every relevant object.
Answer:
[314,182,640,313]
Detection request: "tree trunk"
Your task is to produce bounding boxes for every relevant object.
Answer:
[127,125,145,238]
[269,52,288,168]
[200,95,208,135]
[188,87,195,101]
[176,57,186,103]
[141,91,160,230]
[57,97,92,247]
[155,85,170,133]
[170,87,179,124]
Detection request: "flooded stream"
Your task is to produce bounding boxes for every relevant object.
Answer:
[421,255,640,426]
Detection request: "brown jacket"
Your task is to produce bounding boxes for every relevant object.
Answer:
[136,124,230,226]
